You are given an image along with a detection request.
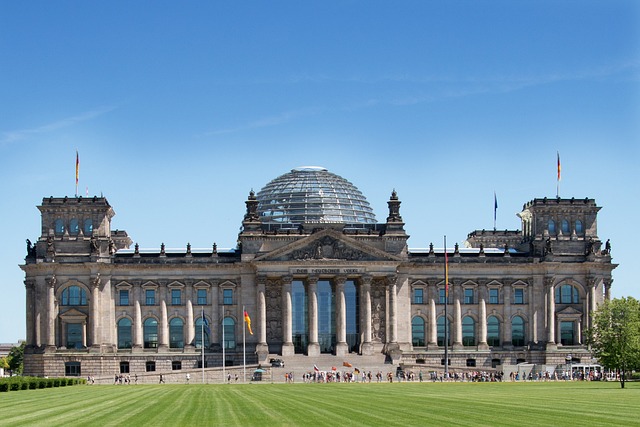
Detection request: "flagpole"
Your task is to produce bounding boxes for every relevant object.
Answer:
[493,191,497,230]
[75,150,79,198]
[444,236,449,379]
[556,151,561,198]
[243,305,246,383]
[222,314,226,384]
[201,308,205,384]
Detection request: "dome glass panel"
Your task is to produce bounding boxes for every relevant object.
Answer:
[256,166,377,225]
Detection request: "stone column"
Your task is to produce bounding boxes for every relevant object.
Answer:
[335,276,348,356]
[159,300,169,349]
[282,277,294,356]
[428,298,437,347]
[388,279,398,344]
[360,276,373,355]
[24,280,34,348]
[256,276,268,358]
[46,276,57,350]
[133,300,143,350]
[453,295,463,350]
[604,279,611,301]
[186,299,195,348]
[478,298,488,350]
[82,320,87,348]
[307,276,320,357]
[90,275,100,349]
[577,319,582,344]
[547,279,556,349]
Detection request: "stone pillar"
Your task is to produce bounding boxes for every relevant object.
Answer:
[82,320,87,348]
[307,276,320,357]
[453,296,463,350]
[133,300,143,350]
[577,319,582,344]
[388,279,398,344]
[428,298,437,347]
[256,276,269,359]
[604,279,611,301]
[25,280,34,348]
[90,275,100,349]
[478,298,488,350]
[159,300,169,349]
[528,279,538,344]
[186,299,195,348]
[282,277,294,356]
[46,276,56,350]
[335,276,348,356]
[547,279,556,349]
[360,276,373,355]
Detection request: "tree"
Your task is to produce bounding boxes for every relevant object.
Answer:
[7,342,25,376]
[586,297,640,388]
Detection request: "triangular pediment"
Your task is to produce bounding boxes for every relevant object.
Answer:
[254,229,401,262]
[59,308,87,321]
[557,306,583,316]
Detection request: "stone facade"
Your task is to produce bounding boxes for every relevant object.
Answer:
[20,179,616,378]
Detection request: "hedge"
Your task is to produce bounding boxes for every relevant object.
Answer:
[0,376,85,392]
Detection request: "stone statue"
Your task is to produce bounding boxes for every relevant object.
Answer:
[604,239,611,255]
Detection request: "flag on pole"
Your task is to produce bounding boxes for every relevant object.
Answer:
[343,361,352,367]
[75,150,80,196]
[244,310,253,335]
[493,191,498,228]
[202,310,211,336]
[557,151,561,182]
[313,364,319,372]
[445,242,449,298]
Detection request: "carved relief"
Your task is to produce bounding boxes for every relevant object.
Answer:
[370,278,386,342]
[288,236,373,261]
[265,279,283,342]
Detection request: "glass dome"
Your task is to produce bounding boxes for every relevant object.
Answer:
[256,166,377,225]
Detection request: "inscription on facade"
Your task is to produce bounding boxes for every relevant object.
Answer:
[290,268,364,275]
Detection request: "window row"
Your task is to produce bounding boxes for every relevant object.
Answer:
[413,288,527,305]
[548,219,584,235]
[54,218,93,236]
[117,317,237,350]
[411,315,529,347]
[118,288,233,306]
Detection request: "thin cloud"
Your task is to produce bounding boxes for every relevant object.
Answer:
[1,105,117,145]
[203,107,323,136]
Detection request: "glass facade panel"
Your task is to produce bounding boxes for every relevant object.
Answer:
[169,318,184,348]
[414,288,423,304]
[437,317,451,347]
[514,288,524,304]
[464,289,474,304]
[317,280,335,353]
[66,323,83,349]
[197,289,207,305]
[291,280,308,354]
[561,321,575,345]
[61,286,87,306]
[119,289,129,306]
[462,316,475,346]
[345,280,360,353]
[69,218,79,235]
[145,289,156,306]
[222,317,235,349]
[118,318,132,349]
[412,316,425,347]
[511,316,525,346]
[195,317,210,349]
[489,289,499,304]
[144,318,158,348]
[171,289,182,305]
[487,316,500,346]
[223,289,233,305]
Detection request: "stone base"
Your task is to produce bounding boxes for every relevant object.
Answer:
[255,343,269,362]
[546,342,558,351]
[335,342,348,357]
[477,342,490,351]
[282,342,295,357]
[307,342,320,357]
[360,342,373,356]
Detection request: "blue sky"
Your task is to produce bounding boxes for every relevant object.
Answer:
[0,1,638,343]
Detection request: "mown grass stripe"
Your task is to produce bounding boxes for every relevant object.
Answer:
[0,381,638,426]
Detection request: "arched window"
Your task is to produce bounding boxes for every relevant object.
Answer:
[143,318,158,349]
[462,316,476,346]
[561,219,570,234]
[117,318,132,349]
[548,219,556,234]
[487,316,500,346]
[84,219,93,235]
[575,220,583,234]
[69,218,79,235]
[55,219,65,235]
[61,286,87,306]
[555,284,580,304]
[511,316,525,346]
[412,317,425,347]
[169,318,184,349]
[222,317,235,350]
[437,317,451,347]
[195,317,210,349]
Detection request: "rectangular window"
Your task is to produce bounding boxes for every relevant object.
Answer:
[489,289,499,304]
[223,289,233,305]
[466,359,476,367]
[413,288,423,304]
[172,361,182,371]
[146,361,156,372]
[514,288,524,305]
[120,362,130,374]
[171,289,182,305]
[197,289,207,305]
[560,321,575,346]
[464,289,474,304]
[65,362,81,377]
[145,289,156,306]
[119,289,129,306]
[438,288,446,304]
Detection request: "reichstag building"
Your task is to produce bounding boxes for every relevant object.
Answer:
[21,166,616,377]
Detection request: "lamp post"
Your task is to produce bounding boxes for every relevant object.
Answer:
[565,354,572,380]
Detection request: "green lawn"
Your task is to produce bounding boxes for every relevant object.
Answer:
[1,381,638,426]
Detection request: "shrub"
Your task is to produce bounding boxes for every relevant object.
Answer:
[53,379,60,387]
[29,380,37,390]
[45,379,53,388]
[21,381,29,390]
[10,381,20,391]
[0,383,8,392]
[38,380,46,389]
